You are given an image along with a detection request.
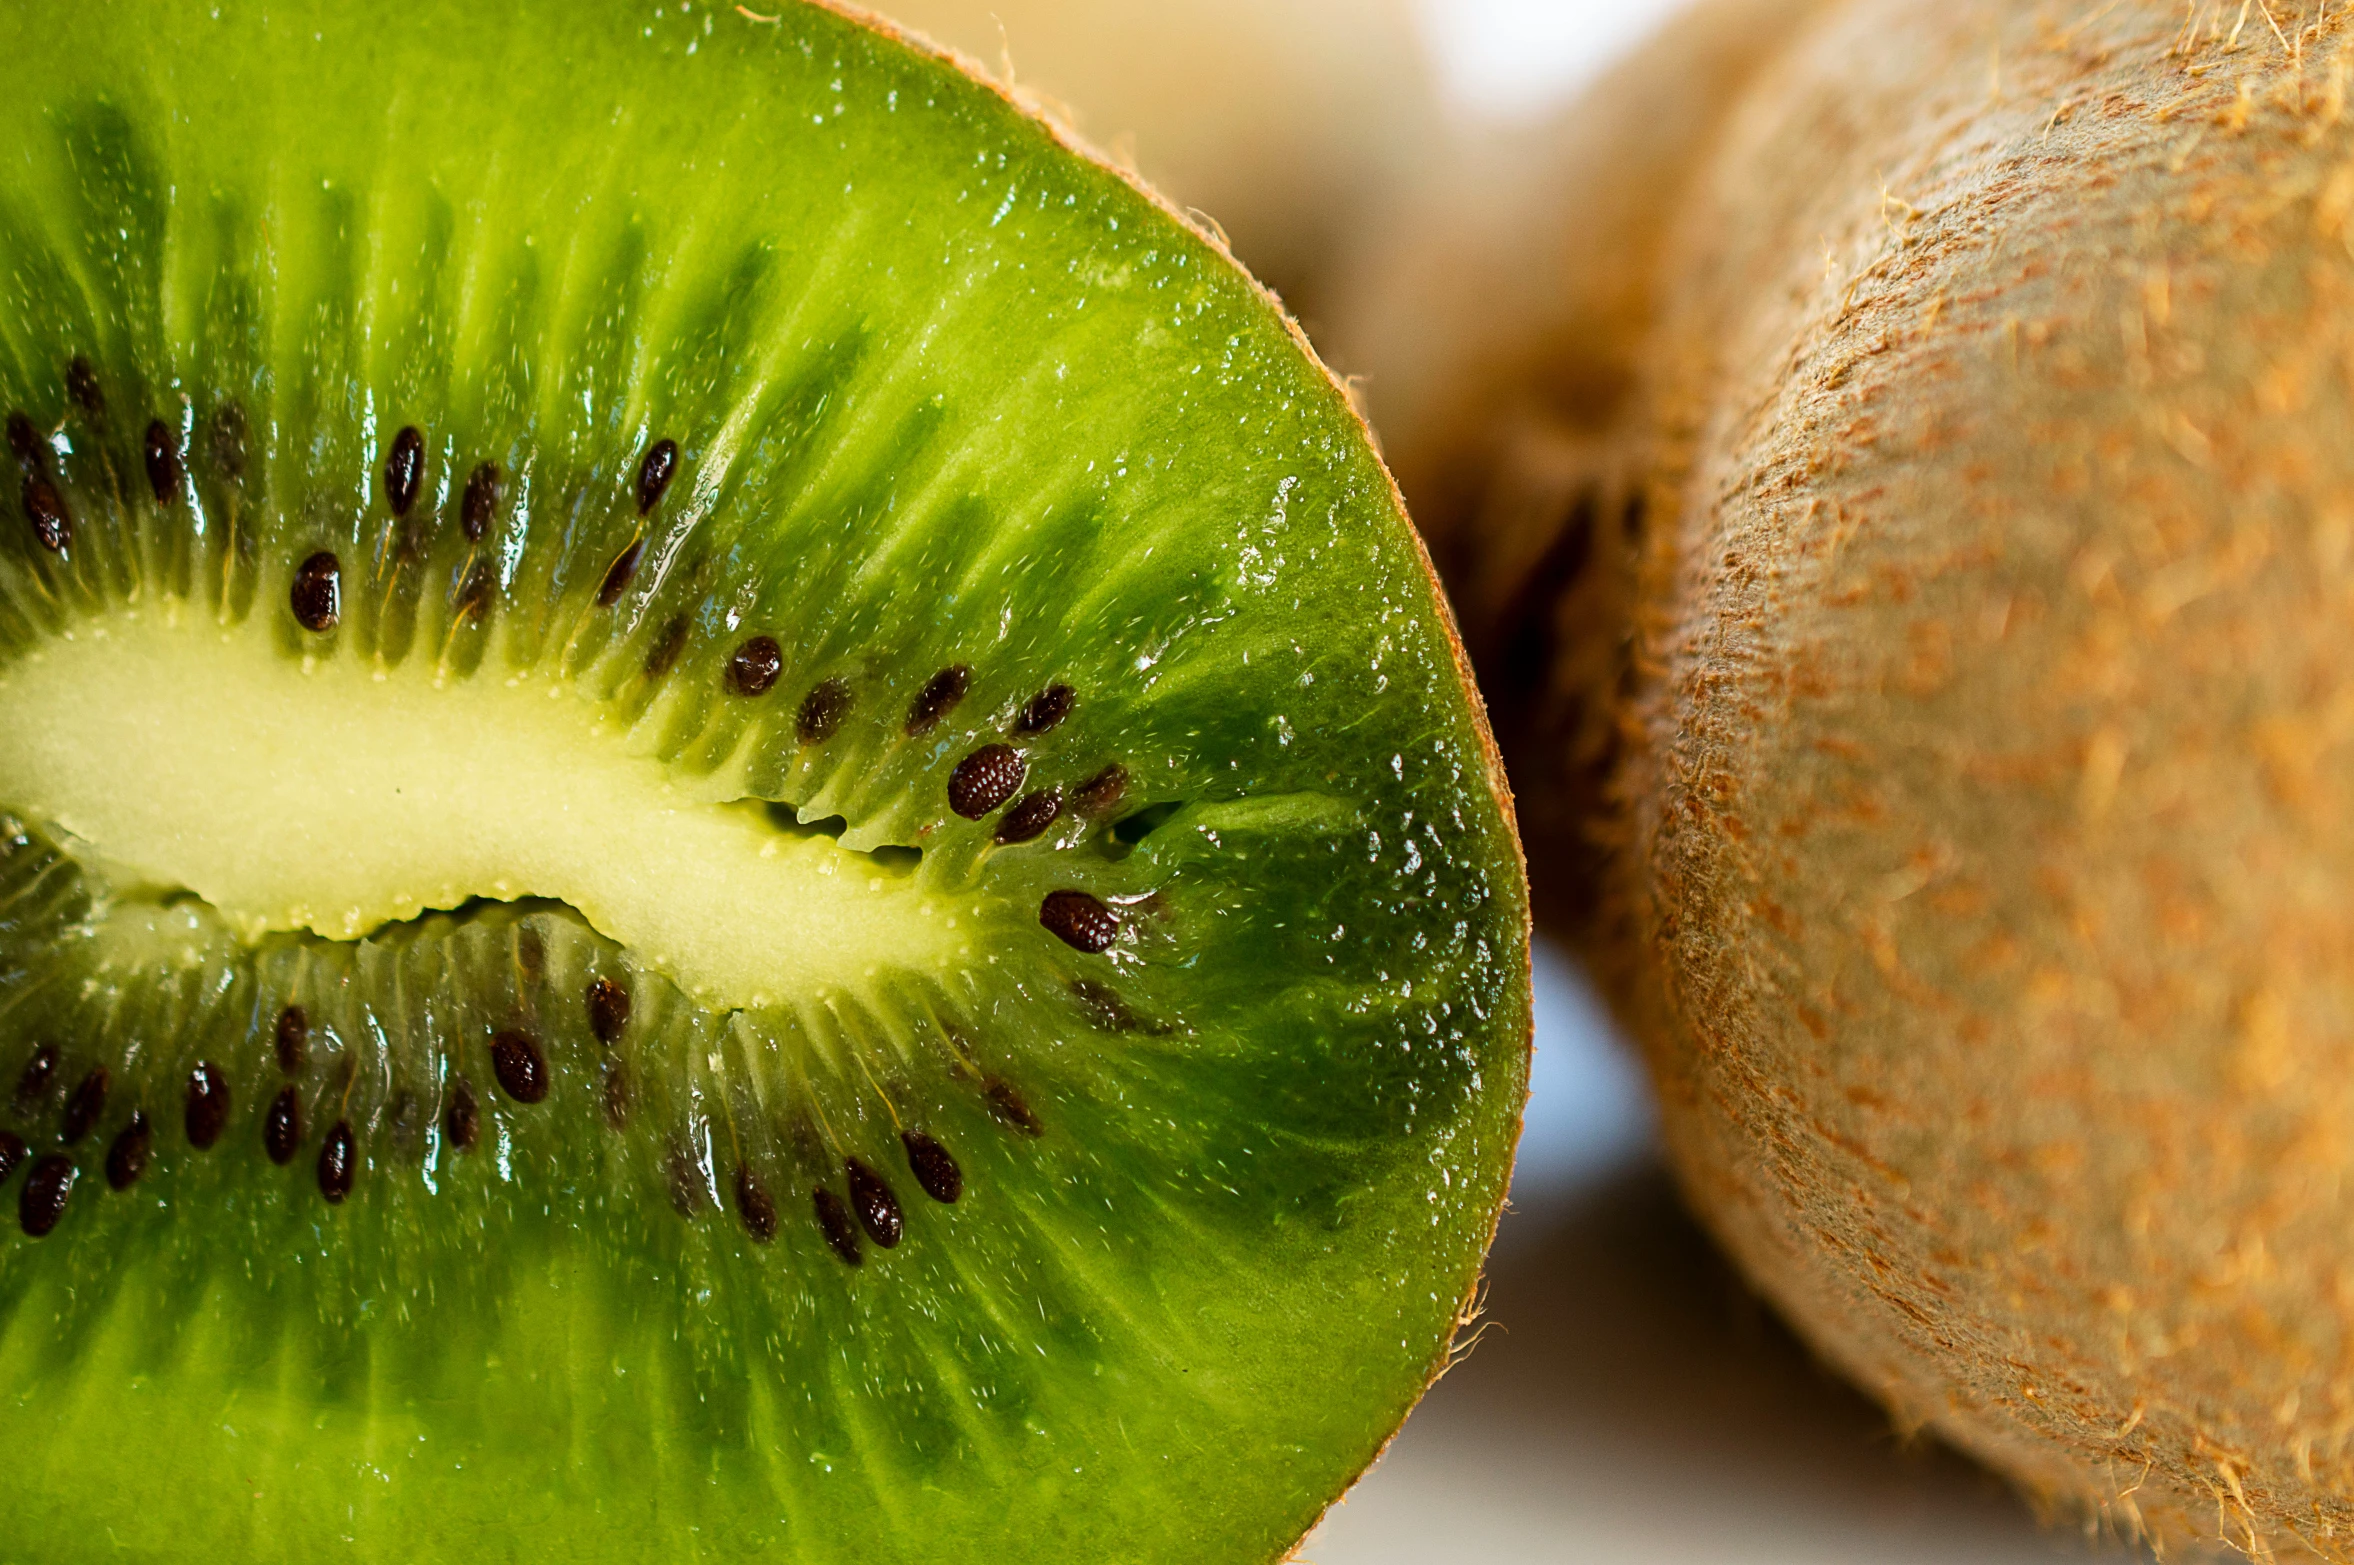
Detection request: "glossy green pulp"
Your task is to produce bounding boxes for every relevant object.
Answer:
[0,4,1528,1562]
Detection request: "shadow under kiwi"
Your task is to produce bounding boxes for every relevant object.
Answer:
[1303,1162,2152,1564]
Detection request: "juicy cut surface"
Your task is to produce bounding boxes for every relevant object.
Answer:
[0,4,1530,1564]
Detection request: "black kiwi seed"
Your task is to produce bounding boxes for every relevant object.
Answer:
[387,522,424,575]
[445,1079,481,1153]
[290,551,342,632]
[0,1130,26,1188]
[666,1143,705,1218]
[813,1186,863,1266]
[455,560,496,620]
[994,788,1062,846]
[586,978,632,1045]
[6,411,44,471]
[384,425,424,516]
[796,678,852,744]
[905,665,970,735]
[902,1132,962,1204]
[726,635,782,698]
[105,1113,152,1191]
[596,539,644,607]
[461,460,501,541]
[845,1158,903,1248]
[1069,979,1139,1032]
[644,614,691,679]
[601,1064,631,1131]
[983,1078,1045,1137]
[317,1121,356,1205]
[1040,890,1121,954]
[949,744,1026,819]
[1014,683,1075,736]
[396,513,432,566]
[489,1031,549,1104]
[276,1006,309,1075]
[264,1086,303,1165]
[65,356,103,416]
[184,1063,230,1150]
[144,419,184,505]
[388,1091,426,1161]
[19,1154,74,1238]
[1073,763,1129,819]
[60,1067,109,1146]
[636,437,679,514]
[24,476,70,553]
[15,1043,58,1109]
[208,400,249,484]
[734,1165,778,1242]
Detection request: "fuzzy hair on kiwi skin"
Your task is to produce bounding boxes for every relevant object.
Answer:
[1345,0,2354,1555]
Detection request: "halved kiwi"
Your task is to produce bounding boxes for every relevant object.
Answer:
[0,3,1527,1562]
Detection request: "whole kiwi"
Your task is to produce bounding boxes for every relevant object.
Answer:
[1342,0,2354,1552]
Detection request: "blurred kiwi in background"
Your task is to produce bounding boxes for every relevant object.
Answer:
[1323,0,1805,943]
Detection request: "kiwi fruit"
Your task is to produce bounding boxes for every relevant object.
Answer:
[1328,0,1812,942]
[879,0,1437,322]
[1341,0,2354,1552]
[0,4,1528,1561]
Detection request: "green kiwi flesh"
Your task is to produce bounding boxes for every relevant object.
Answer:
[0,3,1528,1562]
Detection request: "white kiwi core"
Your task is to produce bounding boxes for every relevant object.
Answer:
[0,608,966,1008]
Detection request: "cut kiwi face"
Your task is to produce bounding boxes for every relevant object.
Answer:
[0,4,1528,1563]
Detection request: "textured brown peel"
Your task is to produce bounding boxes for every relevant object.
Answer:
[1346,0,2354,1555]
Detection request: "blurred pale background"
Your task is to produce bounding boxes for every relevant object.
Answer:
[876,1,2155,1558]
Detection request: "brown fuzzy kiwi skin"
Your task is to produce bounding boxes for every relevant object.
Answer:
[817,4,1535,1550]
[1354,0,2354,1554]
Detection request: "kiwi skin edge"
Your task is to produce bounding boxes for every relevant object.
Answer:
[874,0,1440,328]
[1340,0,2354,1554]
[922,43,1531,1514]
[0,4,1530,1563]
